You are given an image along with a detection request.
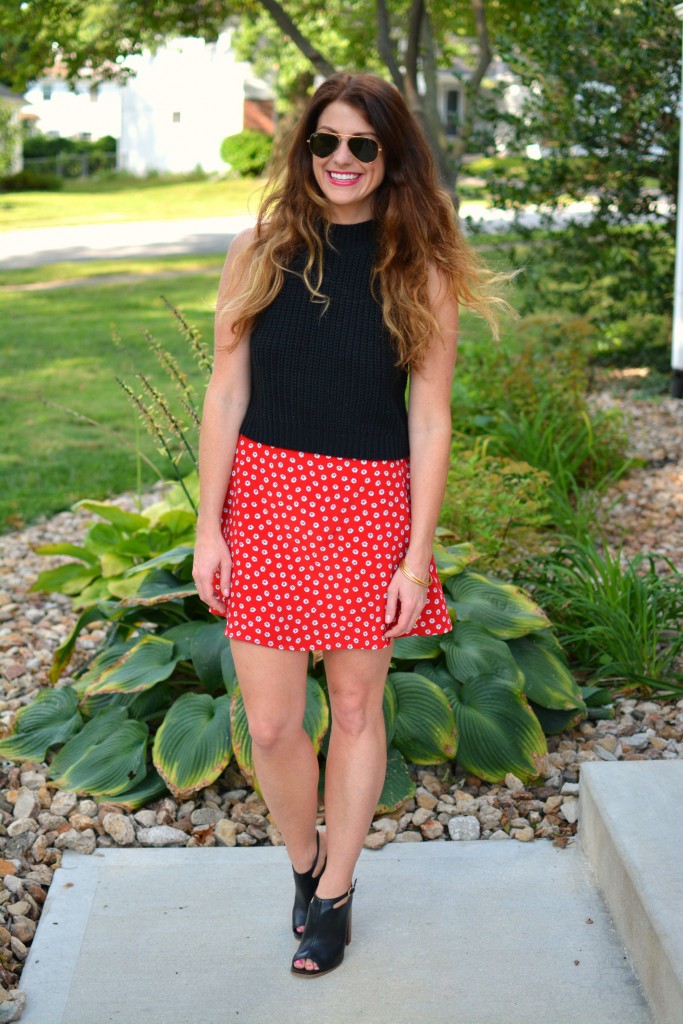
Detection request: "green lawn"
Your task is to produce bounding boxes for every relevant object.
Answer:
[0,176,264,230]
[0,260,220,532]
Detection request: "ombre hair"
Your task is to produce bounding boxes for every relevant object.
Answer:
[219,72,514,369]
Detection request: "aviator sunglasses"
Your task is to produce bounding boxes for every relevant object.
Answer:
[307,131,382,164]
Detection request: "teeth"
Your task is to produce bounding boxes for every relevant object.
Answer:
[330,172,360,180]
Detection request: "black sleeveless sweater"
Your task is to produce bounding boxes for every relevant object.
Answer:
[239,219,410,460]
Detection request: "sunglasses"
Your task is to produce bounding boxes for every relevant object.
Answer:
[307,131,382,164]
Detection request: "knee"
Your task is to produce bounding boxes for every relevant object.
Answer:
[247,714,296,752]
[330,691,379,739]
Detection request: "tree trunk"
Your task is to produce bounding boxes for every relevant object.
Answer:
[450,0,492,175]
[258,0,337,78]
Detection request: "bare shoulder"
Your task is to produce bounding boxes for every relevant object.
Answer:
[229,224,258,254]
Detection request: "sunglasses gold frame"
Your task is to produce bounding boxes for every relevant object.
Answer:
[307,131,383,164]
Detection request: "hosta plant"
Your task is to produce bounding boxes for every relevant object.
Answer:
[1,537,595,814]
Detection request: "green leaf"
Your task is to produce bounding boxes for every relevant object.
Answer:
[49,604,112,683]
[443,675,547,784]
[392,635,444,661]
[302,675,329,753]
[508,634,586,712]
[116,569,196,607]
[0,686,82,761]
[155,510,197,538]
[32,542,98,565]
[529,702,585,736]
[382,676,397,747]
[74,500,150,532]
[230,685,254,786]
[161,621,207,661]
[125,544,195,575]
[190,622,231,692]
[441,621,524,685]
[29,562,99,596]
[83,635,178,696]
[446,570,551,638]
[152,693,232,800]
[100,552,135,578]
[83,522,126,554]
[389,672,457,764]
[98,767,169,811]
[49,707,149,796]
[433,542,480,578]
[376,745,415,813]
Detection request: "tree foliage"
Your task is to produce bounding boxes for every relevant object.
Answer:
[483,0,679,224]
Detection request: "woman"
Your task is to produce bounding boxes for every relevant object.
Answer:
[193,72,507,978]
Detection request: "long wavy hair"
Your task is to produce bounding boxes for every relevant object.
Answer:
[219,72,514,369]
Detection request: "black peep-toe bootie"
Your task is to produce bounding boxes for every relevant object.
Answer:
[291,829,326,938]
[290,879,356,977]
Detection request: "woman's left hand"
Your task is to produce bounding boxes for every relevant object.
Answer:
[383,564,430,639]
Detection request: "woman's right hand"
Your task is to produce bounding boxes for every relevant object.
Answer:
[193,534,232,616]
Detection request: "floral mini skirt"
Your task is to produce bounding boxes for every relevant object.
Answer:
[212,434,452,651]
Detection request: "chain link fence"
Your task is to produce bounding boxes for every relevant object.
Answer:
[23,151,117,178]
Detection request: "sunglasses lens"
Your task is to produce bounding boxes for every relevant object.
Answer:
[309,132,340,158]
[348,137,379,163]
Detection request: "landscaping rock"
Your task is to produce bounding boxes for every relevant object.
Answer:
[448,816,481,841]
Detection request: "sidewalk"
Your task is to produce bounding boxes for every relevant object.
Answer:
[0,203,599,271]
[19,838,652,1024]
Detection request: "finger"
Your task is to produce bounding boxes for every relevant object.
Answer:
[385,583,399,625]
[219,558,232,599]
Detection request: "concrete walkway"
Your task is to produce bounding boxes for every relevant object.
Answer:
[20,839,651,1024]
[0,203,601,271]
[16,761,683,1023]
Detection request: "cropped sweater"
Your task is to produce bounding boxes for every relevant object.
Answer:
[238,219,410,460]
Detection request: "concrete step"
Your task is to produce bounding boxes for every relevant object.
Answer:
[19,839,652,1024]
[579,761,683,1024]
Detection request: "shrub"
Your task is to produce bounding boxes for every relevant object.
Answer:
[439,436,552,571]
[0,169,64,191]
[220,130,272,177]
[513,537,683,695]
[3,538,590,810]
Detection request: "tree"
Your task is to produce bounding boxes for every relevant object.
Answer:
[1,0,505,189]
[483,0,679,227]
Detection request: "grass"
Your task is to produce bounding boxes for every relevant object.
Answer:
[0,254,225,288]
[0,259,218,532]
[0,175,264,230]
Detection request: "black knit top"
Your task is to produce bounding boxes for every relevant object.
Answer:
[239,219,409,460]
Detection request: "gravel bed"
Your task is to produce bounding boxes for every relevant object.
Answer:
[0,390,682,1012]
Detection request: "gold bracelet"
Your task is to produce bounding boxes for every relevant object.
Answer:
[398,558,432,588]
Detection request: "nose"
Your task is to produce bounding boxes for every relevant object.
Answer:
[331,139,355,165]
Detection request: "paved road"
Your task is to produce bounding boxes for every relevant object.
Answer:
[0,203,601,271]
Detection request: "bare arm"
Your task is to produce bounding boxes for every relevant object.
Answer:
[384,267,458,638]
[192,228,254,614]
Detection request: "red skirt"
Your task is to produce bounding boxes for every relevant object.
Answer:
[213,434,452,650]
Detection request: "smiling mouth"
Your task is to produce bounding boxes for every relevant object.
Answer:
[327,171,361,186]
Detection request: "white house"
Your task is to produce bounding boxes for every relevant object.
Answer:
[118,30,273,175]
[21,28,274,176]
[23,73,121,141]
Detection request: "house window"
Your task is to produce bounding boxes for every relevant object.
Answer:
[172,112,181,123]
[446,89,460,136]
[42,84,53,101]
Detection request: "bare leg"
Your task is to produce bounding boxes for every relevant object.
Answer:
[229,641,326,894]
[293,643,392,971]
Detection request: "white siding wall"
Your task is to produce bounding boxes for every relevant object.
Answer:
[118,31,246,175]
[23,79,121,140]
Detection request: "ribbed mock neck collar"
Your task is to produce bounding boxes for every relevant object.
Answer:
[325,218,376,249]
